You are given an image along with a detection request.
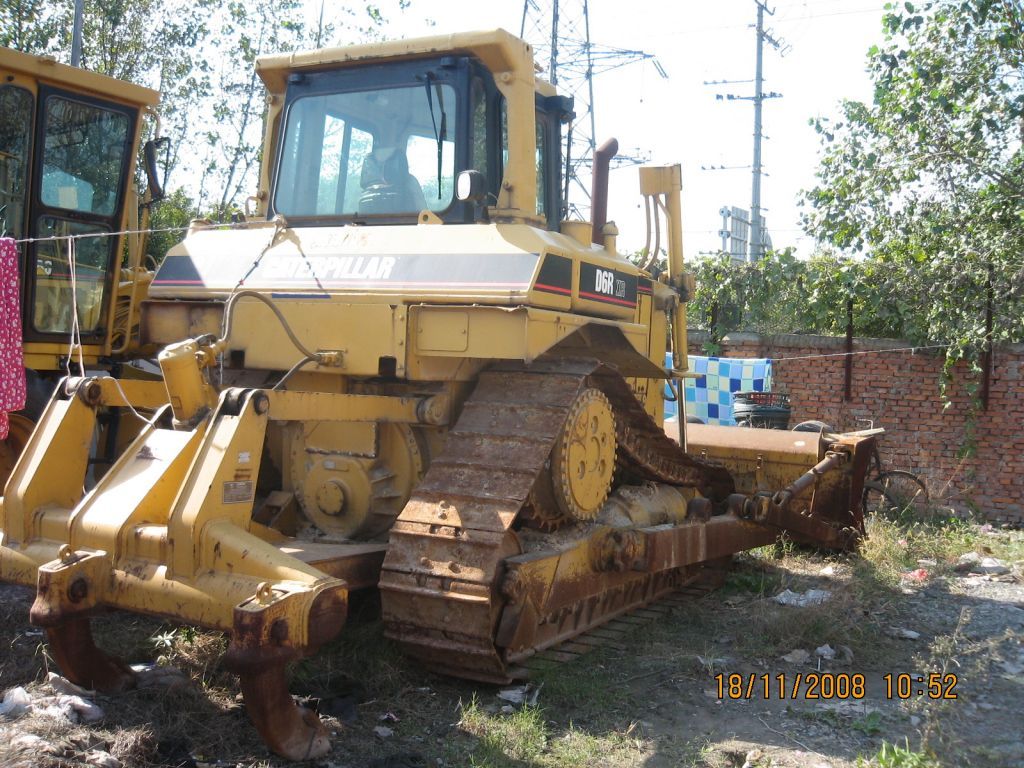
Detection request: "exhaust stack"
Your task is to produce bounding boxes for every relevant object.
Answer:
[590,138,619,245]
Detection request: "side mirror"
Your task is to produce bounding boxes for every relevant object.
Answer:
[455,170,487,204]
[143,137,171,202]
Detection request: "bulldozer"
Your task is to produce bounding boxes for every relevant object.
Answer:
[0,46,166,482]
[0,30,878,761]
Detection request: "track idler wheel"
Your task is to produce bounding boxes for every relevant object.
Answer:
[42,618,136,693]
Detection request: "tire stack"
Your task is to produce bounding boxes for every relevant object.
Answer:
[732,391,791,430]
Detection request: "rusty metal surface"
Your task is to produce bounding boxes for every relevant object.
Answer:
[682,422,875,548]
[379,360,743,683]
[507,564,730,679]
[687,423,824,462]
[42,619,137,694]
[278,541,387,592]
[222,586,347,761]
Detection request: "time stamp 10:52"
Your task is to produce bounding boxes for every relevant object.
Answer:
[713,672,960,700]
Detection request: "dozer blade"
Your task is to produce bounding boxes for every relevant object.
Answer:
[0,377,350,761]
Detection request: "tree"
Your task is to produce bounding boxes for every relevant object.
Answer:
[146,187,198,264]
[688,248,906,350]
[194,1,404,215]
[803,0,1024,360]
[2,0,409,226]
[0,0,60,54]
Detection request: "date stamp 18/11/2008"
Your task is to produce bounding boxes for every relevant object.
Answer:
[714,672,960,701]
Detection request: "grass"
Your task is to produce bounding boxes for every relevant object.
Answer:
[2,513,1020,768]
[458,697,549,764]
[856,740,940,768]
[454,696,643,768]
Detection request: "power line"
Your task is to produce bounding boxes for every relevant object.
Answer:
[521,0,667,219]
[646,6,888,38]
[703,1,788,262]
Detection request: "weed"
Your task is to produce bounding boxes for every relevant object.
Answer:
[856,739,939,767]
[722,565,781,597]
[150,628,177,651]
[458,696,548,765]
[852,711,884,736]
[796,707,844,729]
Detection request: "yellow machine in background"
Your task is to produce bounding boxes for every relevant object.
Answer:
[0,30,876,760]
[0,47,165,479]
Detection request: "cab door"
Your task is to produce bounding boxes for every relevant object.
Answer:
[23,86,136,346]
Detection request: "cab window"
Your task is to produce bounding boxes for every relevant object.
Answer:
[275,82,457,217]
[40,95,130,216]
[30,93,133,336]
[32,217,109,333]
[0,86,34,239]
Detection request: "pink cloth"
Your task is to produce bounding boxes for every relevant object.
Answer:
[0,238,26,439]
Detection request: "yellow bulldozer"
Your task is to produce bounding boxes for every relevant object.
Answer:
[0,46,166,481]
[0,30,878,761]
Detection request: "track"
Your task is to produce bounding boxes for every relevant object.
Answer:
[378,359,735,682]
[507,561,731,679]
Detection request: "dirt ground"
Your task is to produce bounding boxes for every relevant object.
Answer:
[1,521,1021,768]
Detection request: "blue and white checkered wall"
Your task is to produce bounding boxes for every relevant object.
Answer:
[664,354,773,426]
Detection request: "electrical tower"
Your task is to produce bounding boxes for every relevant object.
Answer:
[521,0,667,219]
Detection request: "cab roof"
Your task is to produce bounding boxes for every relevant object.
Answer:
[256,28,554,95]
[0,46,159,108]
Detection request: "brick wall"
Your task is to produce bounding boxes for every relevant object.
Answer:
[688,331,1024,525]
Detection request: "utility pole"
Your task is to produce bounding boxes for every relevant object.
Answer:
[750,1,768,261]
[548,0,559,85]
[750,1,786,260]
[71,0,84,67]
[707,3,783,261]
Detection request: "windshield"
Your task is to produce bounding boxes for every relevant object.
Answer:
[274,82,456,218]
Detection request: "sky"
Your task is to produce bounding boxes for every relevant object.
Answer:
[310,0,888,259]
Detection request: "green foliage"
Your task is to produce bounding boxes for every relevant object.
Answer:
[857,739,940,768]
[0,0,60,54]
[852,711,884,736]
[803,0,1024,362]
[146,187,198,264]
[688,248,907,347]
[4,0,410,217]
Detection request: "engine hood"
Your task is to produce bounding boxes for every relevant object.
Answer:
[150,222,570,302]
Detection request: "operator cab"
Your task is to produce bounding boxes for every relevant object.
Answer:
[1,85,135,337]
[267,48,571,231]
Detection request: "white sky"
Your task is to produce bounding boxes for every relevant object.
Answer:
[313,0,887,259]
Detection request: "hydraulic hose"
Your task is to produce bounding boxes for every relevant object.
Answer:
[220,289,317,360]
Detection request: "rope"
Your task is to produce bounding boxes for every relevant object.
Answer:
[60,237,156,424]
[768,344,950,362]
[15,223,191,245]
[9,216,281,246]
[63,237,86,378]
[23,223,964,372]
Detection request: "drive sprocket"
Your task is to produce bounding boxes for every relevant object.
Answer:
[551,387,615,521]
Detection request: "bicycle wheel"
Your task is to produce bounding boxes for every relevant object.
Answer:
[863,470,929,518]
[878,469,929,511]
[792,420,834,433]
[862,480,895,516]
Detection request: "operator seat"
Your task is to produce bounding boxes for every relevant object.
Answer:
[357,147,428,214]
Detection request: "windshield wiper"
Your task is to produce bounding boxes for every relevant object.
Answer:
[422,72,446,200]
